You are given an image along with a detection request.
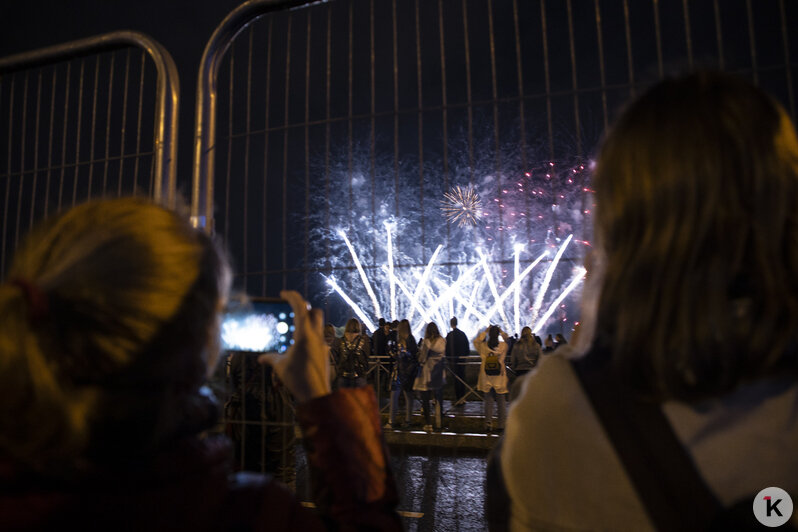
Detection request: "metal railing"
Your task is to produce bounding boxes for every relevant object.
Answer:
[0,30,179,276]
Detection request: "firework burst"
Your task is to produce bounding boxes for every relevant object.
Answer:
[441,186,482,227]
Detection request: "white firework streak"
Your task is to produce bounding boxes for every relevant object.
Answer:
[326,276,377,333]
[462,277,484,325]
[514,243,523,334]
[531,234,574,324]
[380,266,433,325]
[532,268,587,334]
[477,248,513,332]
[477,250,550,330]
[431,277,489,323]
[339,230,382,318]
[384,222,396,321]
[411,258,486,336]
[407,245,443,323]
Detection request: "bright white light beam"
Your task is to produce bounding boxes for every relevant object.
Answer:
[381,266,434,326]
[514,243,523,334]
[430,277,488,323]
[339,230,382,319]
[477,248,513,332]
[462,277,483,324]
[532,267,587,334]
[413,257,485,336]
[407,245,444,322]
[326,276,377,333]
[384,222,397,321]
[477,250,549,330]
[531,234,573,324]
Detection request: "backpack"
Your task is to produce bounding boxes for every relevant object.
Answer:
[484,351,501,375]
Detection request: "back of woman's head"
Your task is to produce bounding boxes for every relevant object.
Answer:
[520,327,533,343]
[397,319,411,342]
[0,197,229,472]
[424,322,440,340]
[590,71,798,399]
[344,318,361,335]
[487,325,500,349]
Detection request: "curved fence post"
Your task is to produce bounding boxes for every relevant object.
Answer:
[191,0,324,233]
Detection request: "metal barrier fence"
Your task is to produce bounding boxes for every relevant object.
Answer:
[193,2,797,527]
[191,0,797,341]
[0,31,179,276]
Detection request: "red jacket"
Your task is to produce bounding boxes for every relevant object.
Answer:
[0,387,401,531]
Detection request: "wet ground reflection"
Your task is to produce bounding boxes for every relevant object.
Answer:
[392,453,487,531]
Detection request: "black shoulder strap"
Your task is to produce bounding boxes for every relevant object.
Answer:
[570,348,721,531]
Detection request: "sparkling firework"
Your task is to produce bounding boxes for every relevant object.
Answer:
[441,186,482,227]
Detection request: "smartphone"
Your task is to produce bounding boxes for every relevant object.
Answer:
[221,296,294,353]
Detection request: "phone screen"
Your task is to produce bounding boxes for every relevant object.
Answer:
[221,297,294,353]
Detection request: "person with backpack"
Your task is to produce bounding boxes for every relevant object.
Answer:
[331,318,371,389]
[474,325,510,433]
[385,319,418,430]
[489,72,798,531]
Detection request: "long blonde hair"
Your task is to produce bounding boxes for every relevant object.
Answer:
[0,197,230,472]
[587,71,798,400]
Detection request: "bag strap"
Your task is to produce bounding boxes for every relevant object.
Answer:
[570,347,721,531]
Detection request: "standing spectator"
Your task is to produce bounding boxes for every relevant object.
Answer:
[474,325,510,432]
[553,333,568,350]
[385,319,418,429]
[492,72,798,530]
[413,322,447,432]
[542,334,555,353]
[323,323,338,386]
[445,316,470,403]
[371,318,391,394]
[510,327,541,378]
[331,318,370,388]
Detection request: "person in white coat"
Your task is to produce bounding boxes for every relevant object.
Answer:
[412,322,446,432]
[473,325,510,432]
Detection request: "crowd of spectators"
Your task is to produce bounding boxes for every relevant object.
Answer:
[2,70,797,530]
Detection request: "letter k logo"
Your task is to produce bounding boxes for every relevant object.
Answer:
[764,496,783,517]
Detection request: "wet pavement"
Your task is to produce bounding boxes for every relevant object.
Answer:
[391,452,488,531]
[294,398,497,531]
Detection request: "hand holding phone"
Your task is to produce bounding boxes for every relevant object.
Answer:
[258,290,332,403]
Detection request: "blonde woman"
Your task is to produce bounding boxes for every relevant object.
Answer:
[412,322,446,432]
[0,198,400,530]
[473,325,510,432]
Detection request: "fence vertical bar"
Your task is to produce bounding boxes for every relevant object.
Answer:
[462,0,475,185]
[29,71,42,231]
[594,0,609,132]
[262,16,274,297]
[745,0,758,83]
[778,0,794,118]
[102,54,115,196]
[487,0,504,261]
[44,68,56,216]
[540,0,555,161]
[652,0,664,78]
[682,0,694,69]
[623,0,636,97]
[304,10,312,296]
[566,0,581,157]
[243,28,254,293]
[72,59,84,205]
[415,0,425,260]
[282,14,293,290]
[117,50,130,197]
